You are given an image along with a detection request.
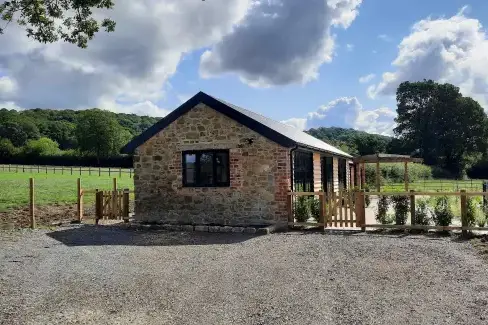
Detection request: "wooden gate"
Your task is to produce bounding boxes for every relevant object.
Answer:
[95,189,130,224]
[287,191,365,229]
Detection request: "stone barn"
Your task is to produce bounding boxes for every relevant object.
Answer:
[122,91,354,227]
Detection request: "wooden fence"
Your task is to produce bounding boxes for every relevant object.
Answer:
[1,164,134,178]
[287,191,365,229]
[287,189,488,235]
[26,177,131,229]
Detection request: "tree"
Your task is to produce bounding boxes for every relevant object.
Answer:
[394,80,488,177]
[0,119,40,146]
[75,109,129,163]
[23,137,60,157]
[0,138,17,159]
[0,0,115,48]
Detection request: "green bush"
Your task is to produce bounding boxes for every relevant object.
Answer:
[415,199,431,225]
[466,197,479,227]
[375,195,392,224]
[433,196,454,227]
[364,187,371,208]
[310,197,321,222]
[476,212,486,227]
[294,196,310,222]
[391,195,409,225]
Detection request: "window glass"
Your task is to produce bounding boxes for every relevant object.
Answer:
[215,152,229,184]
[199,152,214,186]
[184,154,196,184]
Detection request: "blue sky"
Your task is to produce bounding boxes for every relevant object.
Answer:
[1,0,488,135]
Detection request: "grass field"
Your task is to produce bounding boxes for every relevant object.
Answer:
[0,170,134,212]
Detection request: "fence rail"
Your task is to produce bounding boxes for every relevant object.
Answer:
[0,164,134,178]
[288,189,488,235]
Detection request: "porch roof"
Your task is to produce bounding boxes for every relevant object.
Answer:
[353,153,423,163]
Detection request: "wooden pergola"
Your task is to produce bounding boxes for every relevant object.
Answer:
[354,153,423,192]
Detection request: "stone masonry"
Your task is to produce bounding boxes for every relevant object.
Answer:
[133,103,291,226]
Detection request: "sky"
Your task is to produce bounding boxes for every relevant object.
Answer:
[0,0,487,136]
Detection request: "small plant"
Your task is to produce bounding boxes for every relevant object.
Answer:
[433,196,454,227]
[364,187,371,208]
[310,197,321,222]
[466,197,478,227]
[391,195,409,225]
[415,198,431,225]
[375,195,391,224]
[294,196,310,222]
[476,212,486,227]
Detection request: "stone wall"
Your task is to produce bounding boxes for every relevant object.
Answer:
[133,103,291,226]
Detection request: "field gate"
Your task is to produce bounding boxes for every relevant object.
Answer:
[95,189,130,224]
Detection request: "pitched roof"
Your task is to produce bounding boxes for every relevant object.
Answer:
[121,91,352,158]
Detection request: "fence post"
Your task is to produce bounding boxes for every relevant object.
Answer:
[319,192,325,229]
[95,190,102,225]
[29,178,35,229]
[99,167,101,177]
[112,178,117,219]
[61,166,64,175]
[109,167,111,177]
[287,194,293,227]
[354,190,365,231]
[119,167,122,178]
[461,190,467,236]
[77,178,83,222]
[89,167,91,176]
[410,190,416,226]
[130,169,132,178]
[123,189,130,222]
[70,167,73,175]
[37,165,40,173]
[79,166,82,176]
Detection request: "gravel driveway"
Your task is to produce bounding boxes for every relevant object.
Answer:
[1,226,488,325]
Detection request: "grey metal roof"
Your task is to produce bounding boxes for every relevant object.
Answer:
[211,96,352,158]
[121,91,352,158]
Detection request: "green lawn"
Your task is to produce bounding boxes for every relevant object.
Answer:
[0,170,134,211]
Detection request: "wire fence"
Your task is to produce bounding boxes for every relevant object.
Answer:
[0,164,134,178]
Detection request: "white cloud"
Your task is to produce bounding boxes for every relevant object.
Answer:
[368,9,488,109]
[281,97,396,135]
[359,73,375,83]
[0,0,252,113]
[200,0,363,87]
[378,34,392,42]
[0,76,17,96]
[0,101,23,111]
[346,43,355,51]
[280,117,307,130]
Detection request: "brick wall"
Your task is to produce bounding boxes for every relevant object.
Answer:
[133,103,291,226]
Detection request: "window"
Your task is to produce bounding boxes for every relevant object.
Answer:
[182,150,230,187]
[338,158,347,190]
[293,151,314,192]
[321,156,333,193]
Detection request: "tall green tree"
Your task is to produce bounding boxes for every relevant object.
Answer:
[75,109,130,163]
[0,119,40,146]
[0,0,115,48]
[395,80,488,177]
[23,137,60,157]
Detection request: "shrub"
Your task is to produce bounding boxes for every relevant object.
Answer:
[415,199,431,225]
[294,196,310,222]
[476,212,486,227]
[391,195,409,225]
[432,196,454,227]
[310,197,321,222]
[466,197,479,227]
[375,195,391,224]
[364,187,371,208]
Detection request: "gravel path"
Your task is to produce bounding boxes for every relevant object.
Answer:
[1,226,488,325]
